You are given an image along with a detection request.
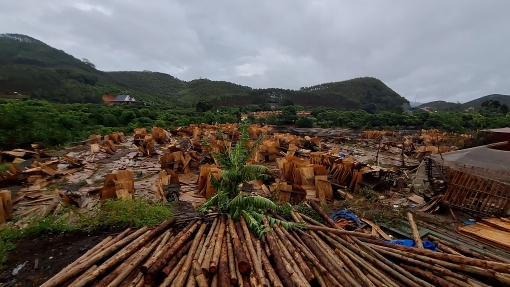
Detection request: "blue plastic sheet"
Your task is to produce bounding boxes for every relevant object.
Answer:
[330,209,361,224]
[385,239,437,252]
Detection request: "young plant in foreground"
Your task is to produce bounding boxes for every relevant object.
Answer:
[198,123,301,236]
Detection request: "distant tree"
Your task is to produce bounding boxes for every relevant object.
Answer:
[280,106,298,124]
[363,103,378,114]
[279,97,294,106]
[500,104,509,115]
[102,114,118,127]
[296,117,313,128]
[196,100,213,112]
[81,58,96,69]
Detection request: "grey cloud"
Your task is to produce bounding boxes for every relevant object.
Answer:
[1,0,509,103]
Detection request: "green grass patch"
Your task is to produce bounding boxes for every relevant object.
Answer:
[83,198,173,229]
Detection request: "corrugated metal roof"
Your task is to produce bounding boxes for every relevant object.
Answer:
[483,127,510,134]
[114,95,132,101]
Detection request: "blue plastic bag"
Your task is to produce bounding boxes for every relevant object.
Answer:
[330,209,362,225]
[385,239,437,252]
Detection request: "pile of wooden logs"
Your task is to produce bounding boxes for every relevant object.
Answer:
[41,207,510,287]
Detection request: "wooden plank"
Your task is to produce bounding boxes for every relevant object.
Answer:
[458,223,510,253]
[315,175,332,204]
[361,218,391,240]
[480,218,510,233]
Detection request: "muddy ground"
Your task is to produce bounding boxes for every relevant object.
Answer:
[0,226,125,287]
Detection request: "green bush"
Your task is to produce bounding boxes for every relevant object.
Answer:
[296,117,313,128]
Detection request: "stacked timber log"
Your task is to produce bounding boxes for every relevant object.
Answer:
[42,208,510,287]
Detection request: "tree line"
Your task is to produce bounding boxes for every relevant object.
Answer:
[0,99,509,150]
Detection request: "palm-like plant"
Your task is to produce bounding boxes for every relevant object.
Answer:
[198,123,301,236]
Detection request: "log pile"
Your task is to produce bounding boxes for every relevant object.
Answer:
[42,208,510,287]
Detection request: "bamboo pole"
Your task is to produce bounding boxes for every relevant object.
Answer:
[158,255,187,287]
[352,236,434,287]
[185,271,196,287]
[69,265,97,286]
[303,224,376,239]
[195,236,206,262]
[126,272,142,287]
[48,229,128,285]
[78,219,176,286]
[201,223,218,276]
[273,225,315,284]
[102,233,164,287]
[311,267,327,287]
[235,257,245,287]
[259,239,283,287]
[159,240,193,279]
[226,230,238,285]
[172,223,207,287]
[276,236,311,287]
[198,217,219,264]
[138,229,173,275]
[298,212,326,227]
[366,274,388,287]
[331,234,422,287]
[334,246,376,287]
[307,231,360,287]
[339,243,398,287]
[41,227,148,287]
[407,212,424,249]
[209,214,227,274]
[359,237,510,273]
[211,274,218,287]
[427,235,488,260]
[66,236,113,274]
[235,221,255,285]
[263,217,301,287]
[299,233,350,287]
[309,201,336,228]
[372,244,487,286]
[279,225,328,276]
[218,235,231,287]
[72,229,153,287]
[319,232,399,287]
[240,216,269,287]
[228,215,251,274]
[436,242,464,256]
[193,260,209,287]
[145,220,201,284]
[400,264,457,287]
[369,244,506,282]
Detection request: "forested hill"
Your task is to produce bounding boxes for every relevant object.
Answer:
[0,33,408,110]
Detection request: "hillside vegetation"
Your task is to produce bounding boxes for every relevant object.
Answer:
[419,94,510,111]
[0,33,408,110]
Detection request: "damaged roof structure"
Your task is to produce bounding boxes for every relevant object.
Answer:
[426,141,510,216]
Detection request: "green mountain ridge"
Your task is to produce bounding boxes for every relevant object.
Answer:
[418,94,510,111]
[0,33,408,110]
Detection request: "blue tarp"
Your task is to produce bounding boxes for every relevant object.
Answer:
[330,209,362,225]
[385,239,437,252]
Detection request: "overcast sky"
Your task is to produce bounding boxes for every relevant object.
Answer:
[2,0,509,103]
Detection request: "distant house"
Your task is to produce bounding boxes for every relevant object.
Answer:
[107,95,136,105]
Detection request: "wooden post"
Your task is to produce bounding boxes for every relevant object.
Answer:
[406,212,424,249]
